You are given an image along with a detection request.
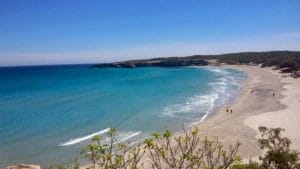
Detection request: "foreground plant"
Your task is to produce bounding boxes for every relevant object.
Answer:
[81,128,145,169]
[53,126,300,169]
[79,126,241,169]
[232,126,300,169]
[144,127,241,169]
[258,126,300,169]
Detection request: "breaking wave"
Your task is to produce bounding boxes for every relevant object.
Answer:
[59,128,110,147]
[162,93,219,117]
[116,131,142,143]
[59,129,142,147]
[206,67,229,75]
[163,67,245,126]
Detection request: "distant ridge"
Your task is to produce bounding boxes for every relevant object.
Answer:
[93,51,300,73]
[93,57,209,68]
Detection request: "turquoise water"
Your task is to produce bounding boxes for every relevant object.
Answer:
[0,65,246,167]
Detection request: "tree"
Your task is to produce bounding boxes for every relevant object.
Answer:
[144,127,241,169]
[53,126,300,169]
[231,160,263,169]
[258,126,300,169]
[81,128,145,169]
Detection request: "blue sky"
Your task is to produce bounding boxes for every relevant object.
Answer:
[0,0,300,66]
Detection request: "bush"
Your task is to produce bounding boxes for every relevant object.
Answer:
[81,128,145,169]
[258,126,300,169]
[144,127,241,169]
[231,161,263,169]
[73,127,241,169]
[52,126,300,169]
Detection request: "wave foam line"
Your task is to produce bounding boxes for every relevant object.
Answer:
[117,131,141,143]
[59,128,110,147]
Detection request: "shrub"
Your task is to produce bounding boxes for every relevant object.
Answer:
[81,128,145,169]
[231,160,263,169]
[80,127,241,169]
[144,127,241,169]
[52,126,300,169]
[258,126,300,169]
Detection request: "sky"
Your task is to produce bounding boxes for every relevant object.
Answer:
[0,0,300,66]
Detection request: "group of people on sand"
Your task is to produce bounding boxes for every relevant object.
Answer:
[226,107,233,114]
[225,105,233,119]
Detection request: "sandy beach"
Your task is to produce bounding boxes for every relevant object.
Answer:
[193,65,300,160]
[244,67,300,151]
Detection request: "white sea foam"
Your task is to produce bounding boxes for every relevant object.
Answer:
[163,67,245,126]
[209,84,226,93]
[206,67,228,75]
[189,113,209,126]
[209,77,228,94]
[224,75,242,89]
[59,128,110,147]
[230,82,242,89]
[162,93,219,117]
[207,68,222,73]
[116,131,142,143]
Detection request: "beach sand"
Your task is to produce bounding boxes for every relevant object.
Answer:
[194,65,300,160]
[244,67,300,151]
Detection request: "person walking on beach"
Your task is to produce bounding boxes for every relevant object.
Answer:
[230,109,233,114]
[225,104,229,113]
[225,105,229,119]
[273,92,275,97]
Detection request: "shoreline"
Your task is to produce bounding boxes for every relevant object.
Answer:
[191,64,300,160]
[188,65,247,127]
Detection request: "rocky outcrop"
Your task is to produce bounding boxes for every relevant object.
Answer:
[279,69,300,78]
[6,164,41,169]
[291,70,300,78]
[93,57,209,68]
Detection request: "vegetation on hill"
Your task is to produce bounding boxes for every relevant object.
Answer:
[94,51,300,73]
[51,126,300,169]
[197,51,300,71]
[93,57,209,68]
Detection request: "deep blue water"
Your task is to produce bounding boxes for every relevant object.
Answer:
[0,65,246,167]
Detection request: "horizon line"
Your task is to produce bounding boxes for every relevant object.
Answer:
[1,50,299,68]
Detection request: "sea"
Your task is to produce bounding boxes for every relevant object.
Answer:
[0,65,247,168]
